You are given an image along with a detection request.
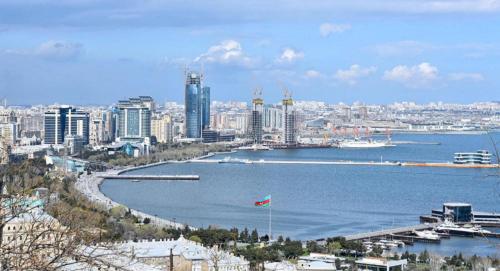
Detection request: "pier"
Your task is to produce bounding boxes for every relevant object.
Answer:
[190,158,499,169]
[343,224,436,241]
[99,174,200,181]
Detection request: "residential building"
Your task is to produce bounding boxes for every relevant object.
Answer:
[282,92,297,145]
[151,114,173,144]
[0,122,17,145]
[251,90,264,144]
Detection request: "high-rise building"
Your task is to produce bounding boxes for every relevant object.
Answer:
[116,97,152,141]
[282,91,297,145]
[184,72,211,139]
[201,87,211,130]
[44,107,89,145]
[185,72,202,138]
[250,89,263,144]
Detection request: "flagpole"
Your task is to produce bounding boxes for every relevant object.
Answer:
[269,195,272,242]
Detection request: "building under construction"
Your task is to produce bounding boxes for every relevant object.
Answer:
[282,90,297,145]
[251,89,264,144]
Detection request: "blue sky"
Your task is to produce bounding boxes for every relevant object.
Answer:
[0,0,499,105]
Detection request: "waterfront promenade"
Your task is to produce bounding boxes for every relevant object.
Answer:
[75,165,194,230]
[343,224,436,241]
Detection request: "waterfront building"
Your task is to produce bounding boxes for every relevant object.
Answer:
[454,150,492,164]
[44,107,89,145]
[251,89,264,144]
[116,97,152,142]
[151,114,173,144]
[282,91,297,145]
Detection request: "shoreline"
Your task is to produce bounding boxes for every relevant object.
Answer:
[75,151,225,231]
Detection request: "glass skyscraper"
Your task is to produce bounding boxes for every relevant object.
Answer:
[44,106,89,145]
[184,72,211,138]
[201,86,210,129]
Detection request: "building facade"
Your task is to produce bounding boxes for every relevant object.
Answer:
[184,72,211,139]
[151,114,173,144]
[116,98,152,141]
[43,107,89,145]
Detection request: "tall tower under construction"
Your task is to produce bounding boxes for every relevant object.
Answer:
[282,90,296,145]
[251,88,264,144]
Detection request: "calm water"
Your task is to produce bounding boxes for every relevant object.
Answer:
[101,133,500,256]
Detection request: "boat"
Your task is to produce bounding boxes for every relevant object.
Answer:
[435,220,491,237]
[413,230,441,240]
[337,138,394,149]
[131,179,141,183]
[237,144,273,151]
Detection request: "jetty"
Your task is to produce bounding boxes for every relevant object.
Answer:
[190,158,499,169]
[343,224,436,241]
[99,174,200,181]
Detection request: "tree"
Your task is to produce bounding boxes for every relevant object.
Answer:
[419,250,430,264]
[250,228,259,243]
[239,227,249,242]
[143,217,151,224]
[189,235,202,243]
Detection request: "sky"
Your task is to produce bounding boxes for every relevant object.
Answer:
[0,0,500,105]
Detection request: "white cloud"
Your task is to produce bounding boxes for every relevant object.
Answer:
[334,64,377,85]
[448,72,485,81]
[383,62,439,87]
[35,40,84,60]
[194,40,255,68]
[319,23,351,37]
[304,70,324,79]
[276,48,304,64]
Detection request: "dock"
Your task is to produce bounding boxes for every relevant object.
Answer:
[344,224,436,241]
[99,174,200,181]
[190,159,499,169]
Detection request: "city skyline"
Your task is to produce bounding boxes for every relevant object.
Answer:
[1,1,500,105]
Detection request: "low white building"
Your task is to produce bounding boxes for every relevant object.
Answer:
[355,257,407,271]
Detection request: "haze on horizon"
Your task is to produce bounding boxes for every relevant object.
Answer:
[0,0,499,105]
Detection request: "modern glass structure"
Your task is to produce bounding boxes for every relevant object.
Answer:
[185,72,202,138]
[116,97,152,141]
[184,72,211,139]
[443,202,473,222]
[44,107,89,145]
[201,86,211,130]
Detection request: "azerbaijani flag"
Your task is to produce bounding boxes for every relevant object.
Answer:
[255,195,271,207]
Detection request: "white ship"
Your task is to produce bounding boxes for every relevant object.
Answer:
[337,138,394,149]
[237,144,273,151]
[435,220,491,237]
[413,230,441,240]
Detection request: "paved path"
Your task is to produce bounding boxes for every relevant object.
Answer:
[344,224,436,241]
[75,168,195,230]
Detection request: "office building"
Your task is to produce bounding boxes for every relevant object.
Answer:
[43,107,89,145]
[116,97,152,141]
[184,72,211,138]
[251,89,264,144]
[282,91,297,145]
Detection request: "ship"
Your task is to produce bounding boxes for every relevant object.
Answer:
[337,138,394,149]
[435,220,491,237]
[237,144,273,151]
